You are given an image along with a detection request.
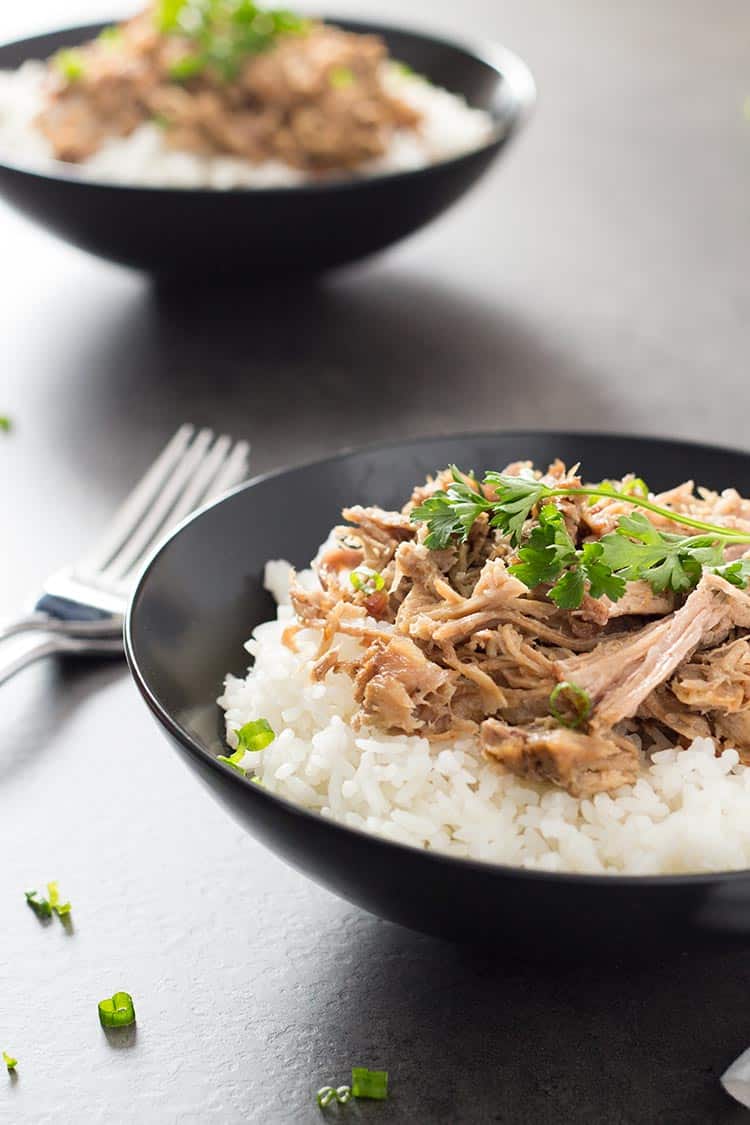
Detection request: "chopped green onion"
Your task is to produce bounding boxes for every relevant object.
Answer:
[2,1052,17,1072]
[217,747,247,773]
[54,48,86,82]
[316,1085,352,1108]
[349,567,385,595]
[25,890,52,918]
[236,718,275,752]
[351,1067,388,1100]
[624,477,649,498]
[250,774,264,787]
[218,719,274,772]
[391,60,413,76]
[0,416,11,432]
[152,114,172,129]
[169,54,205,81]
[329,66,354,89]
[98,26,122,45]
[549,681,592,729]
[98,991,136,1029]
[46,881,71,917]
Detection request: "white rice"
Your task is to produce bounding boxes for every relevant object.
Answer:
[0,60,495,188]
[218,561,750,876]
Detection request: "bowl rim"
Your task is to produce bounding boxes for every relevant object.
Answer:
[0,16,536,195]
[125,427,750,889]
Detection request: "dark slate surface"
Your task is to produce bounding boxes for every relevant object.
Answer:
[3,1,750,1121]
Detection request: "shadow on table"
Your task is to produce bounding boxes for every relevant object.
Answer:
[44,267,619,491]
[0,657,124,786]
[295,915,749,1125]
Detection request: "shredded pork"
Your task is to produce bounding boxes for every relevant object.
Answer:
[35,6,421,171]
[287,461,750,796]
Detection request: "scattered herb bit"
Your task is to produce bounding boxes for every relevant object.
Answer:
[236,718,275,751]
[2,1052,16,1072]
[391,60,413,76]
[350,567,385,595]
[216,746,247,773]
[152,114,172,129]
[250,774,265,787]
[46,881,72,917]
[329,66,354,89]
[157,0,310,82]
[25,890,52,919]
[351,1067,388,1100]
[0,416,10,432]
[169,53,205,81]
[98,991,136,1029]
[98,26,122,45]
[218,718,275,771]
[54,48,86,82]
[317,1085,352,1108]
[411,466,750,608]
[549,681,592,729]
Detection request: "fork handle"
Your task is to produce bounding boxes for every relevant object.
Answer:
[0,612,53,641]
[0,634,124,686]
[0,609,123,642]
[0,636,62,685]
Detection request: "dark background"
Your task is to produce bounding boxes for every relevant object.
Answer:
[2,2,750,1121]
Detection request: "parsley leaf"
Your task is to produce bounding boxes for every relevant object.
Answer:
[599,514,727,593]
[578,540,627,601]
[509,504,575,589]
[410,467,490,549]
[483,471,548,546]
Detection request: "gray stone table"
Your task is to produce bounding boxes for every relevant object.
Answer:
[2,1,750,1122]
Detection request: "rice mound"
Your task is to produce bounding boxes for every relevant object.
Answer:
[0,60,495,189]
[218,562,750,876]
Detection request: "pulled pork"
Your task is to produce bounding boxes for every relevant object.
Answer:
[35,7,420,171]
[288,463,750,797]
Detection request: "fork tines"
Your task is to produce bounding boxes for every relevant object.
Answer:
[76,425,250,593]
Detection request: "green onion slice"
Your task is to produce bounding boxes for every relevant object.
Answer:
[169,54,205,81]
[47,881,72,917]
[25,890,52,918]
[236,719,275,752]
[0,416,11,432]
[3,1052,17,1072]
[349,567,385,595]
[54,48,86,82]
[624,477,649,498]
[329,66,354,89]
[98,991,136,1029]
[351,1067,388,1100]
[316,1084,352,1108]
[549,681,592,729]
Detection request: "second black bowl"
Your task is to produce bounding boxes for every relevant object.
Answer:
[0,19,534,276]
[126,431,750,957]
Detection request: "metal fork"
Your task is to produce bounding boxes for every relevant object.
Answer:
[0,424,250,685]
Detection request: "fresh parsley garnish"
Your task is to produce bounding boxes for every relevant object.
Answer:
[411,467,490,549]
[410,466,750,608]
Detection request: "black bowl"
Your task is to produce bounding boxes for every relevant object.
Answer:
[126,431,750,955]
[0,20,534,276]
